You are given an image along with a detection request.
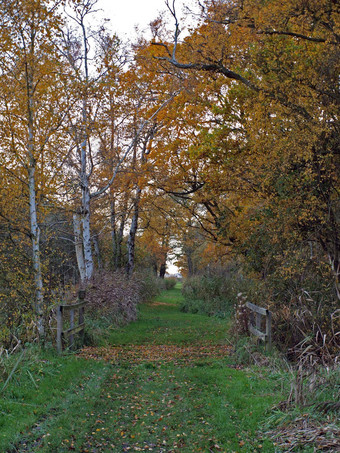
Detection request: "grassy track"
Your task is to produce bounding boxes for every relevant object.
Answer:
[0,285,280,452]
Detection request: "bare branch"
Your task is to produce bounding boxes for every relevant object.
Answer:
[90,91,180,199]
[164,182,205,198]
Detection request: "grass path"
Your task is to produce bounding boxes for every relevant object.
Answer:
[1,285,280,452]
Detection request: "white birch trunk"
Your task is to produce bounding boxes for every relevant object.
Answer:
[80,89,94,280]
[27,59,44,339]
[73,212,86,283]
[28,160,44,338]
[81,169,93,280]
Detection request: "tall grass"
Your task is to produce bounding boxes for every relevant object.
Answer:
[181,265,254,318]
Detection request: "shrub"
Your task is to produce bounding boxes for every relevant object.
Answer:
[249,253,340,362]
[269,296,339,363]
[72,270,165,347]
[181,264,255,318]
[164,277,177,290]
[135,271,163,302]
[86,271,140,325]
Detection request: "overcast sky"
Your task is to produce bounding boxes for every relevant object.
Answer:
[98,0,196,42]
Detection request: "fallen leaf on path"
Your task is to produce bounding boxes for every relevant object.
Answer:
[78,344,232,365]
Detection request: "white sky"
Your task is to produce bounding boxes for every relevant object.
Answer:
[98,0,196,42]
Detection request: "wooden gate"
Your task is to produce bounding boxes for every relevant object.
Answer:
[246,301,272,350]
[56,290,87,353]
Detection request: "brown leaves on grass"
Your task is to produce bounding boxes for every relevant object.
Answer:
[78,344,231,365]
[76,364,227,453]
[148,302,174,307]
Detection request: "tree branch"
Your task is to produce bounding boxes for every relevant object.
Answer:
[90,92,180,199]
[258,29,326,43]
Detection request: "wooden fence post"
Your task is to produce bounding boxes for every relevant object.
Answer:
[69,308,75,349]
[266,309,272,350]
[57,305,63,354]
[56,290,87,353]
[245,301,272,351]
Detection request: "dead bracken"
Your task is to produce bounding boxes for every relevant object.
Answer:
[266,418,340,452]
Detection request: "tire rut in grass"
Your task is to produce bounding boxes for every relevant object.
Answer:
[9,367,110,452]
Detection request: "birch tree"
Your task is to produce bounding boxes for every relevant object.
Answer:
[60,0,99,281]
[0,0,67,339]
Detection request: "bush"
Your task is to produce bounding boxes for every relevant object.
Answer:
[81,271,166,347]
[181,265,255,318]
[164,277,177,290]
[85,270,167,326]
[86,271,140,325]
[135,271,163,302]
[246,253,340,362]
[270,297,339,363]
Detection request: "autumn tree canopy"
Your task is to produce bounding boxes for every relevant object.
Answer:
[150,0,339,296]
[0,0,338,346]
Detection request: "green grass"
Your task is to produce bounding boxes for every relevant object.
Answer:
[0,349,110,451]
[107,286,232,346]
[0,284,281,452]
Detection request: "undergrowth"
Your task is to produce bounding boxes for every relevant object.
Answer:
[164,277,177,290]
[1,283,339,452]
[231,334,340,452]
[181,265,253,318]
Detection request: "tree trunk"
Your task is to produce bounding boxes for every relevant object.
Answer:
[92,232,102,270]
[115,196,128,270]
[73,212,86,283]
[111,197,126,270]
[187,250,194,277]
[126,187,141,277]
[159,262,166,278]
[80,94,94,280]
[79,15,94,281]
[81,179,93,279]
[27,60,44,339]
[115,218,125,270]
[110,198,118,267]
[159,223,170,279]
[28,164,44,339]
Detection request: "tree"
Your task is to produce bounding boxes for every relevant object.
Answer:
[0,0,68,338]
[60,0,104,282]
[60,8,179,280]
[152,0,340,299]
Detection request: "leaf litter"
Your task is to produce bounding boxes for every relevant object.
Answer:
[78,344,232,366]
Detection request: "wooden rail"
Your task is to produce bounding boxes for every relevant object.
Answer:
[57,290,87,353]
[246,301,272,350]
